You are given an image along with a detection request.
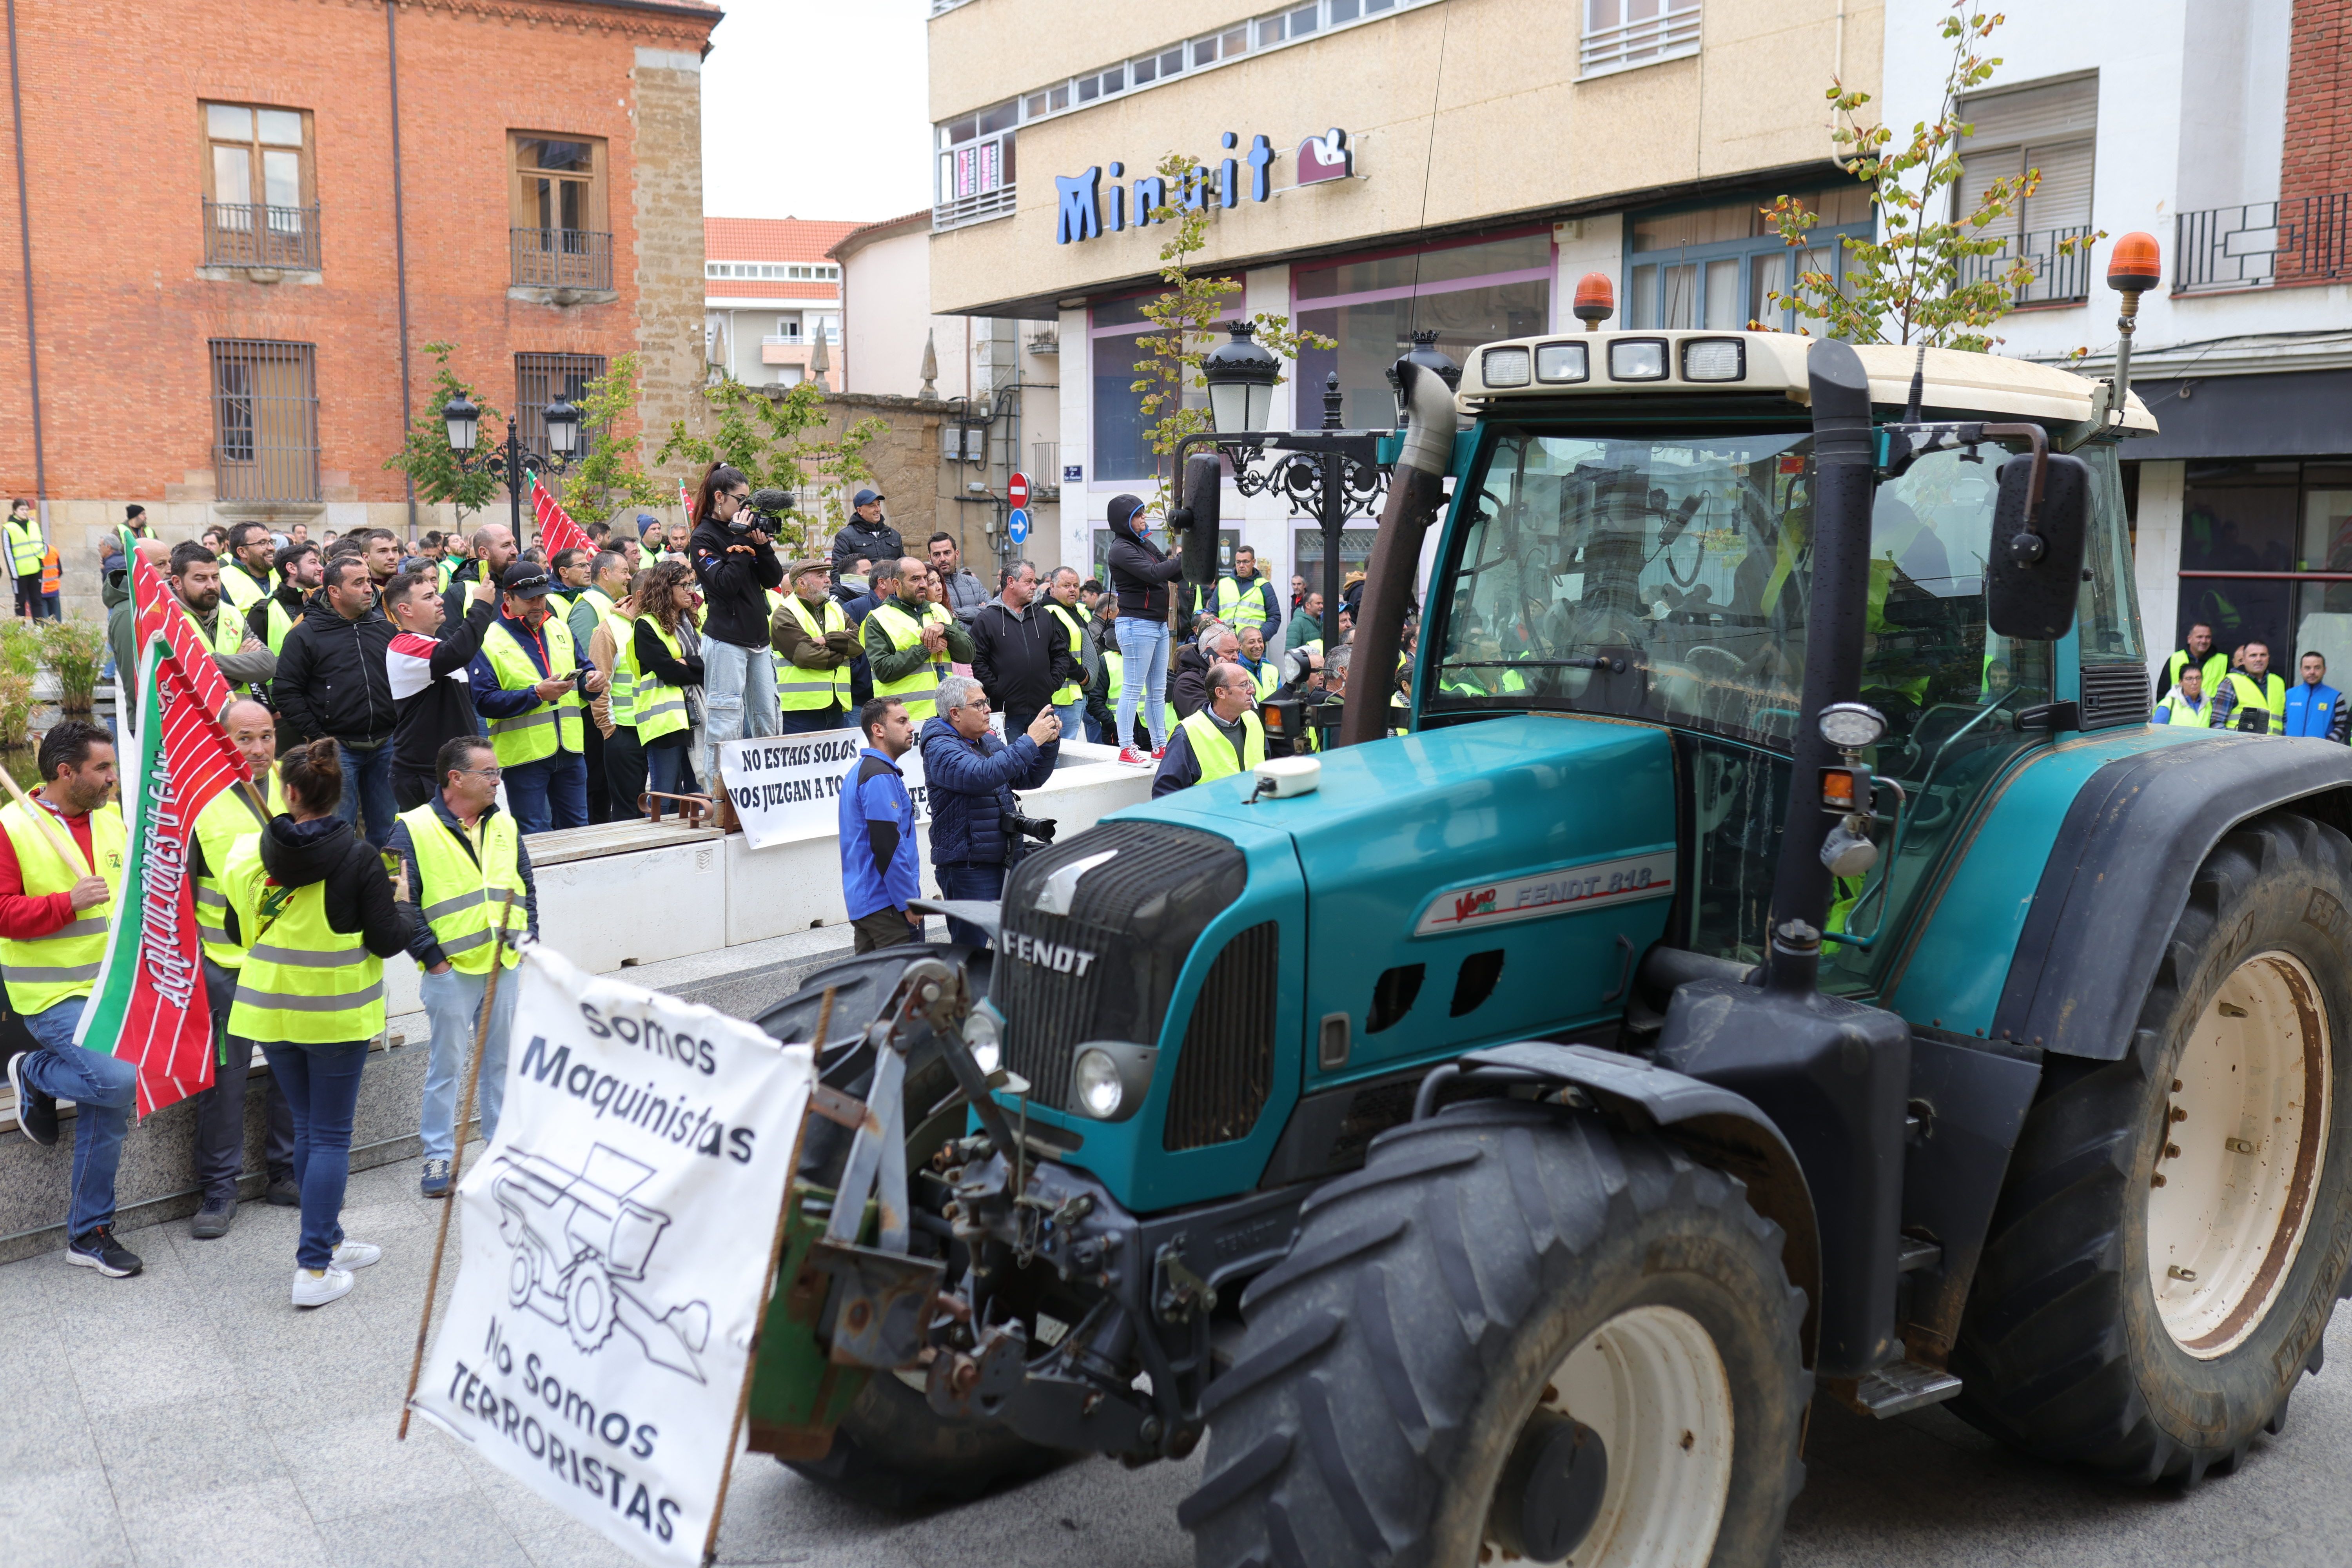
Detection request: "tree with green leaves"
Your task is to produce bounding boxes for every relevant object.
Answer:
[1764,3,2102,352]
[655,376,887,558]
[1129,150,1332,516]
[383,342,504,529]
[563,353,667,523]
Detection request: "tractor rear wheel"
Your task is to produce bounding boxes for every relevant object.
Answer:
[1186,1099,1808,1568]
[1953,811,2352,1483]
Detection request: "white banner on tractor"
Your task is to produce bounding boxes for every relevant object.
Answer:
[408,947,813,1567]
[717,728,929,849]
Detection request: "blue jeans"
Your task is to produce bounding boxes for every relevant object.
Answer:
[778,704,848,735]
[14,997,134,1238]
[1115,618,1171,749]
[1054,699,1088,750]
[702,636,778,789]
[933,862,1004,948]
[335,741,397,847]
[418,964,517,1164]
[503,749,588,833]
[646,742,697,800]
[261,1040,369,1270]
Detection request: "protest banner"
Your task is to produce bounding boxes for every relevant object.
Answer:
[717,729,927,849]
[408,946,813,1567]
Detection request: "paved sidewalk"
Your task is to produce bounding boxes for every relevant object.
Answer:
[5,1145,2351,1568]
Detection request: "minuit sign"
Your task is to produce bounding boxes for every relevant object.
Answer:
[1055,128,1352,245]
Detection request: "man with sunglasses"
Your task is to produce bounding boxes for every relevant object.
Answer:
[389,734,539,1198]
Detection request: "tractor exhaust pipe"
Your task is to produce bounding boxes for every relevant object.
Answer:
[1342,358,1459,750]
[1763,339,1875,993]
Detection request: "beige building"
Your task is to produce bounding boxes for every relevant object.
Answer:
[926,0,1884,587]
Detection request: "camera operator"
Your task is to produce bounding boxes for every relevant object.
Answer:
[920,674,1057,948]
[686,463,786,788]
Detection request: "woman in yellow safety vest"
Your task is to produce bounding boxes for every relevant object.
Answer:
[630,560,704,806]
[223,738,413,1309]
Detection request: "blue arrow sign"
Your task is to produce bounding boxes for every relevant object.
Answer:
[1007,507,1031,544]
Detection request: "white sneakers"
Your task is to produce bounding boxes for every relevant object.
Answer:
[292,1267,354,1308]
[291,1239,380,1307]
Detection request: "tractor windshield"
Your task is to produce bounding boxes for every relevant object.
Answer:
[1427,425,2052,750]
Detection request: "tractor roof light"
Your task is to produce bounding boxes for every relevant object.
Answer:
[1608,339,1668,381]
[1681,338,1746,382]
[2107,230,2163,298]
[1535,342,1590,383]
[1573,272,1615,332]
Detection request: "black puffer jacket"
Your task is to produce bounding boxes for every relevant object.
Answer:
[1103,493,1183,621]
[274,595,397,744]
[688,516,784,650]
[245,814,411,961]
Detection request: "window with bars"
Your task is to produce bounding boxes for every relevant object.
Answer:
[1954,73,2099,305]
[209,340,319,501]
[514,353,608,460]
[202,102,318,269]
[1582,0,1702,76]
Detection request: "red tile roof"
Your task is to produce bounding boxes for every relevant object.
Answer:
[705,216,866,300]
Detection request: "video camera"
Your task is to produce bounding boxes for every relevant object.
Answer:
[735,486,795,536]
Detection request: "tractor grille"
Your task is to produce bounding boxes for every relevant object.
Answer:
[996,821,1246,1111]
[1163,922,1281,1151]
[2079,663,2151,730]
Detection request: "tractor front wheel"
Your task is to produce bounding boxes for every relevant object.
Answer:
[1185,1099,1808,1568]
[1954,811,2352,1483]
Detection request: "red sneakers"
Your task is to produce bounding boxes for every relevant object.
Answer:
[1117,746,1150,766]
[1151,744,1167,760]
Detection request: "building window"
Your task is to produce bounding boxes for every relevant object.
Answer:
[1581,0,1702,77]
[514,352,608,458]
[1954,73,2098,305]
[1089,291,1235,483]
[510,135,610,290]
[208,340,319,502]
[1293,231,1553,428]
[201,102,317,269]
[1624,187,1873,331]
[2177,461,2352,679]
[935,103,1019,229]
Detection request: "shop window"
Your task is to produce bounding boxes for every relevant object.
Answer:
[2178,462,2352,677]
[1624,188,1873,331]
[1089,291,1233,483]
[1293,232,1552,429]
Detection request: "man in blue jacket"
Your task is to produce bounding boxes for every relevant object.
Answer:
[2282,651,2350,741]
[920,675,1058,947]
[839,697,923,953]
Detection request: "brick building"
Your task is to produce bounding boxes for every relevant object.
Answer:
[0,0,719,616]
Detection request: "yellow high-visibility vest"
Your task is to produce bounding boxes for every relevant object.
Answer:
[1176,706,1265,784]
[1045,600,1087,705]
[1215,575,1276,632]
[603,610,640,728]
[630,616,692,745]
[869,600,950,721]
[481,615,584,765]
[192,771,287,968]
[397,803,524,975]
[2223,671,2286,734]
[4,517,43,579]
[218,563,268,615]
[223,835,386,1045]
[0,800,123,1014]
[775,592,853,712]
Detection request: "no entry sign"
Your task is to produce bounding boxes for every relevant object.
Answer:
[1007,471,1030,509]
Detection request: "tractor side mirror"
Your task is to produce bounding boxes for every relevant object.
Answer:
[1985,450,2092,641]
[1178,450,1222,592]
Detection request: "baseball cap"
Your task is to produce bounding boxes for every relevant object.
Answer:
[499,563,553,598]
[853,488,883,507]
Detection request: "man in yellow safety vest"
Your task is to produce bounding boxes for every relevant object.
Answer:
[0,720,139,1276]
[1153,662,1266,797]
[218,522,275,618]
[1214,544,1283,643]
[171,542,278,700]
[470,562,606,832]
[1043,566,1094,741]
[862,554,972,723]
[770,557,858,733]
[5,496,44,619]
[2212,640,2287,735]
[185,698,296,1237]
[390,733,538,1198]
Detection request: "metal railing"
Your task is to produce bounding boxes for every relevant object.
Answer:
[1955,224,2096,306]
[933,185,1017,232]
[1580,1,1702,75]
[2176,195,2352,292]
[209,339,320,502]
[510,227,612,291]
[203,201,321,270]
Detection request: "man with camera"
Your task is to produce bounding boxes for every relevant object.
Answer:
[921,675,1057,948]
[687,464,786,788]
[467,562,608,832]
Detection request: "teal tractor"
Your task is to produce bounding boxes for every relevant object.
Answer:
[744,250,2352,1567]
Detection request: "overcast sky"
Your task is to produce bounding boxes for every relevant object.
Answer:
[700,1,935,223]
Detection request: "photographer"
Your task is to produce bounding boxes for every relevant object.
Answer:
[686,463,785,787]
[920,674,1057,948]
[467,563,608,832]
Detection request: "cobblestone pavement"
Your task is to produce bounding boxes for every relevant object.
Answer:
[4,1149,2348,1568]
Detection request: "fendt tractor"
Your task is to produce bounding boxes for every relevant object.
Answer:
[741,241,2352,1568]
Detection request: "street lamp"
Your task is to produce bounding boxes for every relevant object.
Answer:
[1202,322,1279,436]
[440,389,581,541]
[1384,329,1461,426]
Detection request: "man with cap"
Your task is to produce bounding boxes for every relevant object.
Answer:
[831,488,902,587]
[771,556,860,733]
[468,561,608,832]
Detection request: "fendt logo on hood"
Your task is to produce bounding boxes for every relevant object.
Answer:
[1003,931,1099,977]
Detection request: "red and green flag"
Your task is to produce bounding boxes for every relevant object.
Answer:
[76,546,253,1116]
[530,472,593,562]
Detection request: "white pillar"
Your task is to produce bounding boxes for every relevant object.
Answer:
[1060,305,1091,577]
[2135,459,2185,686]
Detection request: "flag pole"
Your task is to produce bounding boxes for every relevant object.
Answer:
[398,896,521,1440]
[0,753,93,867]
[700,984,835,1567]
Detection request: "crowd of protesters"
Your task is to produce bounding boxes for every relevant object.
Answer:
[2152,621,2352,739]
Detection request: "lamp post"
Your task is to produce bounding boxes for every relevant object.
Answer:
[1181,321,1453,748]
[440,390,583,541]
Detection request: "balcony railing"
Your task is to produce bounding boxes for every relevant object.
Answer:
[510,227,612,291]
[1956,224,2096,307]
[203,201,321,271]
[935,129,1015,232]
[2176,196,2352,292]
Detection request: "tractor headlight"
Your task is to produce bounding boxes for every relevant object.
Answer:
[1069,1041,1158,1122]
[964,998,1004,1076]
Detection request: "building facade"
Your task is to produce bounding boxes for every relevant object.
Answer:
[924,0,1886,589]
[1879,0,2352,686]
[0,0,717,616]
[704,216,859,390]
